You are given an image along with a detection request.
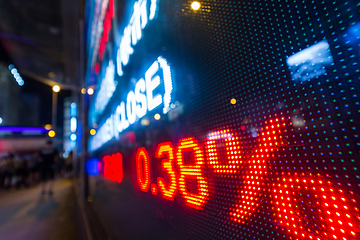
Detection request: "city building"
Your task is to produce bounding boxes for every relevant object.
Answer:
[0,63,20,126]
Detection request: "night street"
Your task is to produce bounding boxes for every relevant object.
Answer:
[0,0,360,238]
[0,179,82,240]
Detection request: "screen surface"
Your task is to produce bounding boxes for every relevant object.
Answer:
[85,0,360,239]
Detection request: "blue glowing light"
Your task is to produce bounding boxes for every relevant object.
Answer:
[70,102,77,117]
[344,22,360,45]
[9,66,24,86]
[94,60,116,115]
[116,0,158,76]
[70,133,77,141]
[70,117,77,132]
[0,126,47,133]
[86,158,100,175]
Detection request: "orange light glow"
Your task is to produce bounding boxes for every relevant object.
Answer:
[52,85,60,93]
[156,142,177,201]
[176,137,209,210]
[136,147,151,192]
[154,113,161,120]
[191,1,201,10]
[103,153,123,183]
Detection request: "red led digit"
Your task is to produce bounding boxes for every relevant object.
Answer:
[103,155,112,180]
[176,137,209,210]
[156,142,177,200]
[273,173,360,239]
[103,153,123,183]
[136,147,151,192]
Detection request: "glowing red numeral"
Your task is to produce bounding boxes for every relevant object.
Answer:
[273,173,360,240]
[156,142,177,201]
[176,137,209,210]
[136,147,151,192]
[103,153,123,183]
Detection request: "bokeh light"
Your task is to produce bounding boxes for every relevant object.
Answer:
[52,85,60,93]
[87,88,94,95]
[141,118,150,126]
[70,133,77,141]
[154,113,161,120]
[191,1,201,10]
[48,130,56,138]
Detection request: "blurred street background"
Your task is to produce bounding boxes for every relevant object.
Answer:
[0,179,83,240]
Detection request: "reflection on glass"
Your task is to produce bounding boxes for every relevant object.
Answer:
[287,40,333,82]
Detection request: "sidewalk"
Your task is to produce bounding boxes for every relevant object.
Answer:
[0,179,82,240]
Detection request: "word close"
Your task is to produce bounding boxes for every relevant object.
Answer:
[90,56,172,151]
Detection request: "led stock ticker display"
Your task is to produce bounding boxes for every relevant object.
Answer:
[102,116,359,239]
[85,0,360,239]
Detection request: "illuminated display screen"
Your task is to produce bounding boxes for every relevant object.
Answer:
[85,0,360,239]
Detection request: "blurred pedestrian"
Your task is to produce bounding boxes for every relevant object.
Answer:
[39,140,58,195]
[0,157,6,190]
[15,155,29,189]
[28,151,39,184]
[65,152,73,178]
[3,154,15,189]
[58,155,65,178]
